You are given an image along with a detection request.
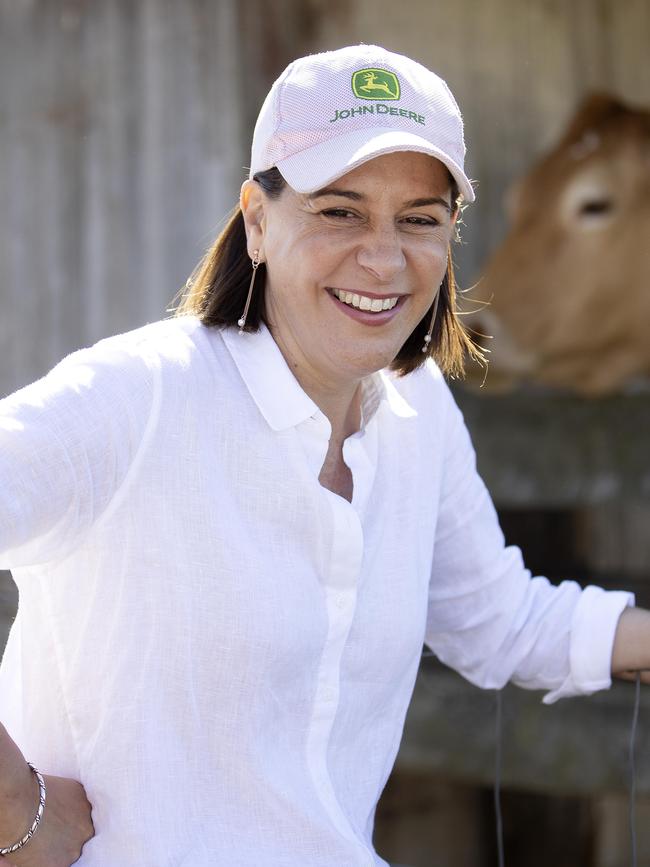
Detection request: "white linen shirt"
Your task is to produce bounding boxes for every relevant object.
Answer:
[0,316,633,867]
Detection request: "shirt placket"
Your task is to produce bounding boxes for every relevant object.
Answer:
[301,412,378,865]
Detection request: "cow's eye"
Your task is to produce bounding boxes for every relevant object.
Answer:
[561,169,616,231]
[579,198,614,217]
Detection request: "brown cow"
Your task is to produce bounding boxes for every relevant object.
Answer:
[466,94,650,395]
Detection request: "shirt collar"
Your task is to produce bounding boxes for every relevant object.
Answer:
[220,323,417,431]
[377,371,419,421]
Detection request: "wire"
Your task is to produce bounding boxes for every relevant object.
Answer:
[421,651,648,867]
[495,689,505,867]
[629,672,641,867]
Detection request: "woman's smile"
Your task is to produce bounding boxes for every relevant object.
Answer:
[327,287,406,326]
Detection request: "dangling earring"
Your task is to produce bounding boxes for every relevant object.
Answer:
[238,250,260,334]
[421,287,441,353]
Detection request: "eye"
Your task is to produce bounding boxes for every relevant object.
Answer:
[320,208,358,219]
[578,198,614,217]
[573,194,617,228]
[560,169,617,231]
[401,215,440,226]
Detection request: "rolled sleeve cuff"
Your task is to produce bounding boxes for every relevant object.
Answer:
[543,585,635,705]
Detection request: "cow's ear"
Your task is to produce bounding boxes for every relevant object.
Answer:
[560,92,628,146]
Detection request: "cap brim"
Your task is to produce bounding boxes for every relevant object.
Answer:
[275,127,475,203]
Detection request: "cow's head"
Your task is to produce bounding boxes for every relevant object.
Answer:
[467,94,650,395]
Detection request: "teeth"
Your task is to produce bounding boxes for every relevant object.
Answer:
[332,289,399,313]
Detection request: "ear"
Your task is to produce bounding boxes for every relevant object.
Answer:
[240,180,267,259]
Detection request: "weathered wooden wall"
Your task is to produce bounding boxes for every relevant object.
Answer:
[1,0,245,395]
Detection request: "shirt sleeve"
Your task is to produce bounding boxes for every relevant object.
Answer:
[424,381,634,704]
[0,337,160,569]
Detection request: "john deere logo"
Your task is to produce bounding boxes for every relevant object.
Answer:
[352,68,400,101]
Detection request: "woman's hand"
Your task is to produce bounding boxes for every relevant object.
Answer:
[0,773,94,867]
[612,607,650,682]
[614,669,650,685]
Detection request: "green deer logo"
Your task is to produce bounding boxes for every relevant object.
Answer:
[352,68,401,101]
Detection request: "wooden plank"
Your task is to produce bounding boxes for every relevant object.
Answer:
[593,793,650,867]
[374,773,483,867]
[398,658,650,796]
[454,389,650,507]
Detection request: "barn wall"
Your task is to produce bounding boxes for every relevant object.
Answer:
[0,0,245,395]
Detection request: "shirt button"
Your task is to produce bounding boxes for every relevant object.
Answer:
[334,594,346,609]
[322,687,336,702]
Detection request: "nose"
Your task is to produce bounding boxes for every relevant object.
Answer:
[356,226,406,282]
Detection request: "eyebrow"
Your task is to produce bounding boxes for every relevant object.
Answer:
[307,186,452,214]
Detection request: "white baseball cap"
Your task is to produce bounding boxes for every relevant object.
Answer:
[249,44,475,203]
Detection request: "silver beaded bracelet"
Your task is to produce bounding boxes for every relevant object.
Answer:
[0,762,47,856]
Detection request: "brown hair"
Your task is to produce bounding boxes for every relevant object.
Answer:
[173,167,484,378]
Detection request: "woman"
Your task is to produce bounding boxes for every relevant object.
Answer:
[0,43,648,867]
